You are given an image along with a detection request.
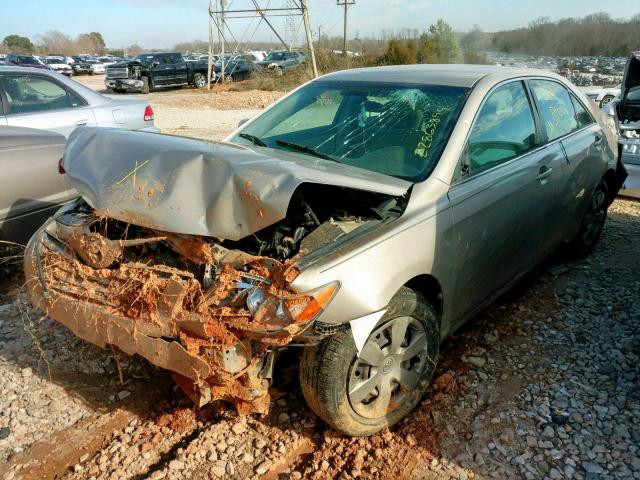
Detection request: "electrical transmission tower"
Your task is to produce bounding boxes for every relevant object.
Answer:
[207,0,318,87]
[285,0,299,48]
[336,0,355,55]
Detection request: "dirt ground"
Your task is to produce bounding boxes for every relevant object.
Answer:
[74,74,285,141]
[0,76,638,480]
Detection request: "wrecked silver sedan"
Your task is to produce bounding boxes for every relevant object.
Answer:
[25,65,625,436]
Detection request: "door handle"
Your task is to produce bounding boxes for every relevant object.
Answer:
[76,119,89,126]
[536,166,553,182]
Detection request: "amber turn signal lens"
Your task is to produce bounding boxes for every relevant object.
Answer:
[284,282,339,323]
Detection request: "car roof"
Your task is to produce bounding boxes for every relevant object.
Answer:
[321,64,563,88]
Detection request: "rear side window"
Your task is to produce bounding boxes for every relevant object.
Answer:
[570,94,594,128]
[529,80,578,141]
[467,81,537,174]
[0,75,85,114]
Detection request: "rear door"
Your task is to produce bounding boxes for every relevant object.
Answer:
[528,79,609,247]
[0,72,97,138]
[448,80,565,326]
[171,53,188,84]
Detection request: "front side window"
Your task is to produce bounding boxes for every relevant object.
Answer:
[265,52,286,62]
[529,79,579,141]
[232,80,468,181]
[466,81,537,175]
[0,75,81,114]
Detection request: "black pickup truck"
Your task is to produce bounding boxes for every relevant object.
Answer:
[105,52,210,93]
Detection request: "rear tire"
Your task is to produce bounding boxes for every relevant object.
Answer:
[141,76,150,94]
[568,180,609,257]
[300,287,439,437]
[193,72,207,89]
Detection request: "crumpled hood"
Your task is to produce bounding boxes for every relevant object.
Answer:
[62,128,411,240]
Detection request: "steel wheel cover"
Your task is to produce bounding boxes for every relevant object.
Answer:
[347,315,432,419]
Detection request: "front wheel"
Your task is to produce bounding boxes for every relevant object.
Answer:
[141,76,150,94]
[193,72,207,89]
[300,287,439,436]
[568,180,609,257]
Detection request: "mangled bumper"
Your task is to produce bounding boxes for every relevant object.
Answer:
[24,211,337,413]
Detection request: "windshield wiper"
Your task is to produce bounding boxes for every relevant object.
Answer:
[275,139,339,162]
[239,133,267,146]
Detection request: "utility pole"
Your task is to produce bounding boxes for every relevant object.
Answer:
[301,0,318,78]
[220,0,226,83]
[337,0,355,56]
[207,0,213,89]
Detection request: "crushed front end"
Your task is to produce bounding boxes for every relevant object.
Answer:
[24,200,339,414]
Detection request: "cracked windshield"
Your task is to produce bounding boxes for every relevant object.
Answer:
[233,81,468,180]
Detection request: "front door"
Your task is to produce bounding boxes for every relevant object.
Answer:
[448,80,564,326]
[151,54,174,86]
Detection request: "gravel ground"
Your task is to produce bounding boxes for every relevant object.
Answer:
[0,76,638,479]
[0,197,637,480]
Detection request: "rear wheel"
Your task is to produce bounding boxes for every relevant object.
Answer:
[568,180,609,257]
[300,287,439,436]
[193,72,207,89]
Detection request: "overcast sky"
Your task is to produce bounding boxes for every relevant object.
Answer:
[2,0,639,49]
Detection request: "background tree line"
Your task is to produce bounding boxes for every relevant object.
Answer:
[491,12,640,57]
[1,31,142,57]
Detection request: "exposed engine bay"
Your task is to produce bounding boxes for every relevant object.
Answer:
[28,184,406,413]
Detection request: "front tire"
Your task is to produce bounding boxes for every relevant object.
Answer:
[300,287,439,436]
[193,72,207,89]
[568,180,609,257]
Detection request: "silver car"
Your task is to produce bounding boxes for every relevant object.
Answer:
[0,66,159,137]
[0,127,74,243]
[24,65,624,436]
[605,52,640,198]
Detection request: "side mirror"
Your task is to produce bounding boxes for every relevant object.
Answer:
[238,118,249,128]
[151,61,160,67]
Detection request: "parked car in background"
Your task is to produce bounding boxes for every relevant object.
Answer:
[0,66,160,137]
[5,54,51,70]
[212,58,255,81]
[98,56,121,67]
[257,50,305,74]
[24,65,625,437]
[241,50,266,63]
[585,86,621,108]
[42,57,73,77]
[85,59,106,75]
[606,53,640,198]
[105,52,211,93]
[0,127,74,243]
[70,58,92,75]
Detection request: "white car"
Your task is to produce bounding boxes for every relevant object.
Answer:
[43,57,73,77]
[86,60,106,74]
[584,86,621,108]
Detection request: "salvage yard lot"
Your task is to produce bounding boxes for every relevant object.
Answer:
[0,77,638,480]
